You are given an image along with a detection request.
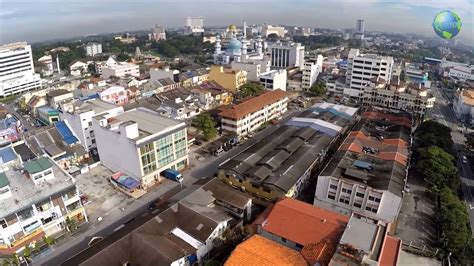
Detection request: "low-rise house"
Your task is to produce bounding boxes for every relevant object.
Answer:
[101,60,139,79]
[331,214,402,266]
[218,89,288,137]
[257,198,348,254]
[23,121,88,168]
[0,156,88,255]
[98,85,129,105]
[218,103,358,202]
[92,107,188,189]
[69,60,89,77]
[225,235,308,266]
[191,81,233,109]
[150,65,179,83]
[0,145,22,172]
[208,65,246,92]
[46,89,74,109]
[27,95,47,115]
[37,55,54,76]
[179,68,209,87]
[314,110,411,223]
[77,178,251,265]
[36,106,60,125]
[141,77,179,98]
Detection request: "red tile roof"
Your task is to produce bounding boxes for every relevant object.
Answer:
[379,236,401,266]
[225,235,308,266]
[300,240,335,266]
[219,89,287,120]
[361,111,412,128]
[259,198,348,246]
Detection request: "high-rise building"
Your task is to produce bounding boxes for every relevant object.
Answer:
[302,55,324,91]
[344,49,393,98]
[150,24,166,41]
[85,42,102,56]
[0,42,42,97]
[354,19,365,40]
[268,42,305,70]
[184,16,204,34]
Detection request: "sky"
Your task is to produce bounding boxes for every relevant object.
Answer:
[0,0,472,45]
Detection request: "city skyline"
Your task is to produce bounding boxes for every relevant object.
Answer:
[0,0,472,45]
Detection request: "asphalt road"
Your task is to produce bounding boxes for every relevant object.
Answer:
[34,109,300,265]
[430,85,474,235]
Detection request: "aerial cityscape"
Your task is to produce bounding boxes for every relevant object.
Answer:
[0,1,473,265]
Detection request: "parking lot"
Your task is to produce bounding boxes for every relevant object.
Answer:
[396,173,437,249]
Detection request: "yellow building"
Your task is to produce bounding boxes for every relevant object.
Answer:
[209,65,247,92]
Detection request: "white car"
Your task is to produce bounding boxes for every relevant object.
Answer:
[462,156,468,164]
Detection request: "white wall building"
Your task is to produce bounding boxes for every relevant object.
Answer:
[150,66,179,82]
[59,99,124,151]
[269,42,305,70]
[302,55,323,91]
[101,61,139,79]
[150,24,166,41]
[85,43,102,57]
[344,49,393,99]
[92,108,188,189]
[219,89,288,137]
[69,61,89,77]
[185,16,204,34]
[447,65,474,81]
[261,25,286,38]
[0,156,88,254]
[231,60,270,82]
[453,89,474,125]
[37,55,54,76]
[259,69,287,91]
[0,42,42,97]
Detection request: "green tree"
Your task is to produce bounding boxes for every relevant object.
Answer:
[116,53,130,61]
[438,187,470,253]
[416,146,459,191]
[414,120,454,155]
[238,82,263,98]
[65,216,77,234]
[87,63,97,76]
[23,245,31,259]
[309,81,327,96]
[192,113,217,141]
[43,236,56,247]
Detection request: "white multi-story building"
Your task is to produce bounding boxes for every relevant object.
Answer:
[447,65,473,81]
[92,108,189,189]
[149,24,166,41]
[259,69,287,91]
[344,49,393,99]
[219,89,288,137]
[59,99,124,151]
[261,24,286,38]
[269,42,305,70]
[185,16,204,34]
[85,42,102,57]
[0,156,88,254]
[453,88,474,125]
[0,42,42,97]
[37,55,54,76]
[101,61,139,79]
[231,60,270,82]
[361,77,435,116]
[150,65,179,82]
[302,55,323,91]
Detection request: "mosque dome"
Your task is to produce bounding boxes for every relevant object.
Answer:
[228,24,237,31]
[228,38,242,50]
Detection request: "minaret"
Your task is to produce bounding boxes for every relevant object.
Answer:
[243,20,247,39]
[215,33,222,54]
[56,55,61,74]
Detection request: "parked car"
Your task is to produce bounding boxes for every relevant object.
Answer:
[213,146,224,156]
[194,139,203,146]
[88,236,104,247]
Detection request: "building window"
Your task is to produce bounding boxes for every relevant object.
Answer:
[328,194,336,200]
[354,202,362,208]
[339,197,350,205]
[356,192,364,198]
[366,206,378,213]
[0,219,7,229]
[281,237,287,243]
[341,188,352,194]
[329,184,338,190]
